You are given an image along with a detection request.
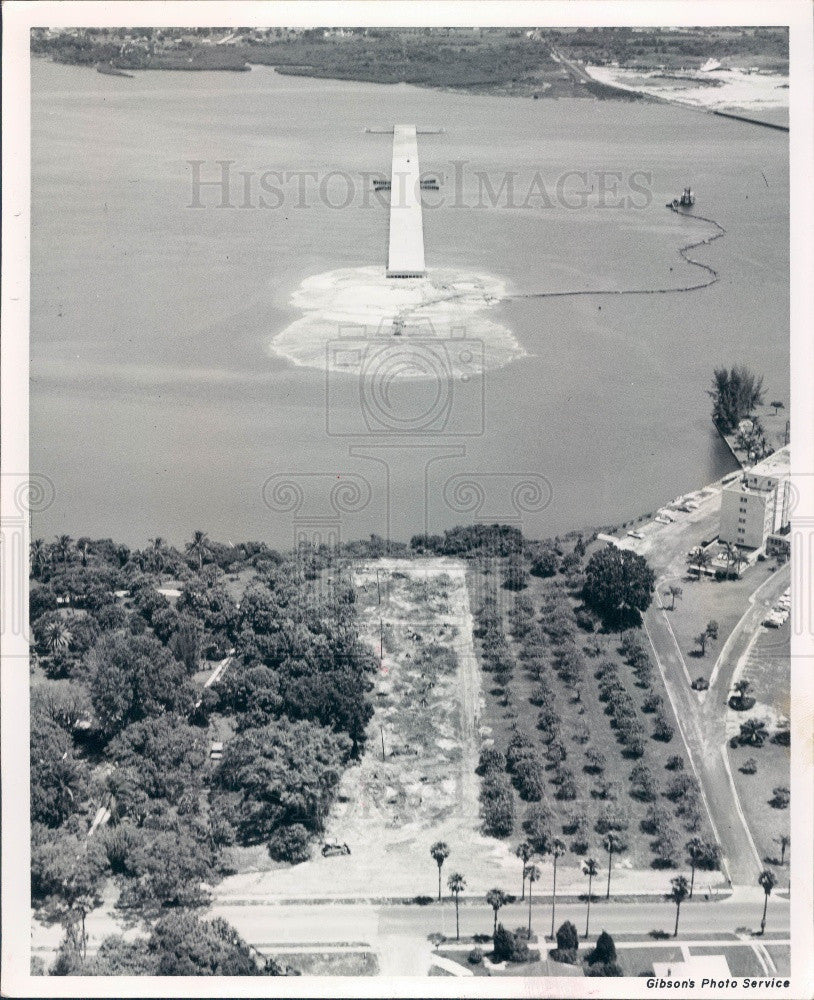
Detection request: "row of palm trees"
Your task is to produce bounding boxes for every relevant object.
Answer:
[432,841,781,943]
[30,531,215,579]
[431,836,616,943]
[685,542,745,581]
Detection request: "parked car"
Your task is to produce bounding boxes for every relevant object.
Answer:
[627,530,644,539]
[763,617,781,629]
[655,515,672,525]
[321,842,351,857]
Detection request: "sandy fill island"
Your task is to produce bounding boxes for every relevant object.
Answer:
[269,266,526,378]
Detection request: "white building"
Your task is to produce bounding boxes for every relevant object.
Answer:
[719,446,790,550]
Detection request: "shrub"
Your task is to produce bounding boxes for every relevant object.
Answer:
[524,801,556,854]
[587,930,618,966]
[481,774,516,838]
[412,895,433,906]
[493,924,530,964]
[585,961,623,976]
[583,747,605,774]
[770,787,790,810]
[555,776,579,801]
[652,713,675,743]
[477,747,506,776]
[651,827,680,867]
[267,823,311,864]
[506,732,536,772]
[642,691,663,714]
[595,805,628,834]
[641,804,673,836]
[740,758,758,775]
[665,775,694,801]
[468,948,483,965]
[531,549,559,578]
[503,556,529,592]
[665,755,684,771]
[552,920,579,964]
[621,736,645,759]
[689,840,721,871]
[513,756,547,802]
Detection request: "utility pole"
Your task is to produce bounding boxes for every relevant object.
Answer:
[376,568,381,605]
[379,617,384,659]
[380,725,386,761]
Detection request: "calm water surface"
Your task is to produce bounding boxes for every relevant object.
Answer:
[30,60,788,549]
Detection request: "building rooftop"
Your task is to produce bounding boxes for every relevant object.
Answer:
[749,445,790,479]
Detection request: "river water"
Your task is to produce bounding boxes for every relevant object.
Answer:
[30,60,788,550]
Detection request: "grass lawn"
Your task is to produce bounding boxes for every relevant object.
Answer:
[690,944,765,976]
[435,948,490,976]
[728,623,790,870]
[658,564,770,684]
[618,945,683,976]
[764,944,791,976]
[469,548,716,872]
[274,950,379,976]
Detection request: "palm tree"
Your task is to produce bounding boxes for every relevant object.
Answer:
[526,863,540,936]
[430,841,450,902]
[758,869,777,935]
[78,541,89,567]
[447,872,466,941]
[42,618,72,659]
[667,585,683,610]
[668,875,690,937]
[30,539,47,579]
[603,833,622,899]
[582,858,598,938]
[515,841,533,901]
[686,837,703,899]
[774,833,790,866]
[149,537,167,578]
[486,888,508,937]
[687,547,711,579]
[185,530,211,570]
[55,534,74,564]
[739,718,769,747]
[549,837,566,940]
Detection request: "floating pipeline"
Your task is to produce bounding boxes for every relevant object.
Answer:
[509,207,726,302]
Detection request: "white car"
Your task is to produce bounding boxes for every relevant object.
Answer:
[654,515,672,525]
[627,530,644,539]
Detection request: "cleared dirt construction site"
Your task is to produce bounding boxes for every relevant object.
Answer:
[215,557,687,905]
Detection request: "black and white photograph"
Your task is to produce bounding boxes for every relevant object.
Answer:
[2,2,813,996]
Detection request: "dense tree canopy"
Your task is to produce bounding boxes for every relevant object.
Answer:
[709,365,764,433]
[107,716,208,802]
[582,546,655,628]
[30,712,90,827]
[214,717,351,845]
[85,632,195,738]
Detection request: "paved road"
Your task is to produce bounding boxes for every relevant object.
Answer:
[33,891,789,971]
[619,482,790,884]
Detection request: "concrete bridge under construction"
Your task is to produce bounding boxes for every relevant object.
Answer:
[386,124,426,278]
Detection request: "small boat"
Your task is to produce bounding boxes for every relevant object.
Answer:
[97,64,134,78]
